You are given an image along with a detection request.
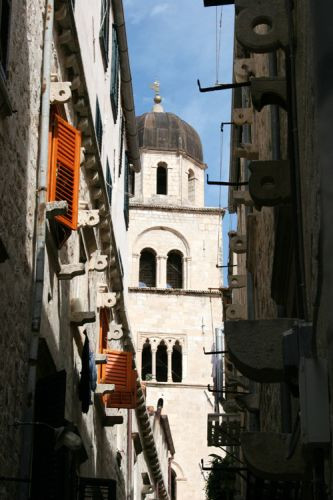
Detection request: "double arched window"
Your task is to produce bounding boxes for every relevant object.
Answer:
[156,163,167,195]
[167,251,183,289]
[139,249,156,288]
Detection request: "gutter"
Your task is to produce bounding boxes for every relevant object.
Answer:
[19,1,54,498]
[112,0,141,173]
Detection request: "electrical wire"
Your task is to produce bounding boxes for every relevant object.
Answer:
[215,7,223,84]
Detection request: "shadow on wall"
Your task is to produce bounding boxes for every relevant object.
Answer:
[0,0,39,498]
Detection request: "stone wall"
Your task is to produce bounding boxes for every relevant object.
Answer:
[0,1,44,496]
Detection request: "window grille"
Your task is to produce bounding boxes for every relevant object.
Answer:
[106,159,112,206]
[78,477,116,500]
[110,24,119,122]
[156,164,167,194]
[95,98,103,153]
[139,249,156,287]
[167,251,183,289]
[99,0,110,69]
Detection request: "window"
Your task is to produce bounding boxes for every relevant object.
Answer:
[188,168,195,203]
[172,342,182,382]
[129,168,135,197]
[48,113,81,231]
[118,115,124,177]
[139,249,156,288]
[141,341,152,381]
[95,98,103,153]
[110,25,119,122]
[0,0,11,76]
[167,251,183,289]
[124,151,129,230]
[156,163,167,194]
[106,159,112,206]
[78,477,116,500]
[99,0,110,69]
[156,342,167,382]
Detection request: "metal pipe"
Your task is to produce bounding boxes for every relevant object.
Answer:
[112,0,141,172]
[215,327,224,409]
[18,2,54,499]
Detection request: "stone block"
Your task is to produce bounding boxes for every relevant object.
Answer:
[241,432,306,480]
[225,319,295,382]
[58,263,85,280]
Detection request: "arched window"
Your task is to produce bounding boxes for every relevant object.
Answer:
[188,169,195,203]
[139,249,156,287]
[156,163,167,195]
[141,341,152,381]
[172,342,182,382]
[167,251,183,289]
[156,342,167,382]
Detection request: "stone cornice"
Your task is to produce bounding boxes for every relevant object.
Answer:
[140,147,207,170]
[129,287,225,297]
[129,203,225,216]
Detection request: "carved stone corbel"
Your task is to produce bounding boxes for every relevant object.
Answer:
[234,57,256,83]
[78,210,100,228]
[88,251,108,272]
[96,287,117,309]
[232,107,253,125]
[50,82,72,104]
[108,321,123,341]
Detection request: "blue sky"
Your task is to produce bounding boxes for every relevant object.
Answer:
[124,0,235,272]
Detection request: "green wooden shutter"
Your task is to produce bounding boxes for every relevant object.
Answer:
[110,25,119,122]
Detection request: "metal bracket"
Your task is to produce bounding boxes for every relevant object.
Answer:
[207,174,248,187]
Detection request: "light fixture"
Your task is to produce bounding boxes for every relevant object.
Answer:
[13,420,83,451]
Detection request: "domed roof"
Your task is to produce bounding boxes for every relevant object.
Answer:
[136,112,203,164]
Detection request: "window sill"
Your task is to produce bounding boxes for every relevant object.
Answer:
[0,67,13,118]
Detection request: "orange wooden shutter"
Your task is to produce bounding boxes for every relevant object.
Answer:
[101,350,132,390]
[98,309,110,383]
[101,349,137,409]
[48,114,81,230]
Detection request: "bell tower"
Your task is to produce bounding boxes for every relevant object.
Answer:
[128,87,224,499]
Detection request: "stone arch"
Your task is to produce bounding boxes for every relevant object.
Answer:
[134,226,190,258]
[171,461,186,481]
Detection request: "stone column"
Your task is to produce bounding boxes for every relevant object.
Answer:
[132,253,140,287]
[184,257,191,289]
[167,346,173,382]
[151,348,157,381]
[157,255,167,288]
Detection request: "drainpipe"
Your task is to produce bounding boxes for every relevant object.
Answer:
[19,2,54,498]
[112,0,141,173]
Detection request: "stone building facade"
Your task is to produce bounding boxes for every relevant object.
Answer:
[203,0,333,499]
[0,1,173,499]
[128,97,224,499]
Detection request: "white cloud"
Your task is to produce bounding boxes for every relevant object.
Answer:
[150,3,169,17]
